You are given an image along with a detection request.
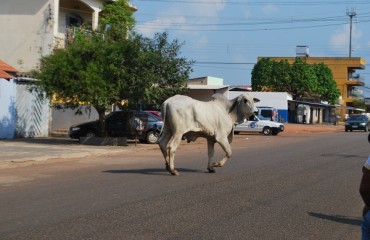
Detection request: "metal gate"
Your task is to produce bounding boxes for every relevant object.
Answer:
[15,80,50,137]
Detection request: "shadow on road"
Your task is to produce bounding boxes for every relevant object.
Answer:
[320,153,366,159]
[103,168,204,175]
[0,137,79,145]
[308,212,362,226]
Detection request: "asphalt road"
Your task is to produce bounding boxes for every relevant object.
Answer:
[0,130,368,239]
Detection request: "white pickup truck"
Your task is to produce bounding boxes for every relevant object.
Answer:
[234,115,284,136]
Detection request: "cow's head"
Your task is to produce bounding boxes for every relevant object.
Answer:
[236,93,259,120]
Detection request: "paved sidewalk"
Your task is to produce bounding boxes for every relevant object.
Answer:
[0,123,342,168]
[0,137,157,168]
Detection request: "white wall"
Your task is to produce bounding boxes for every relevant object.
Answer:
[0,0,105,72]
[0,0,55,72]
[0,79,16,139]
[227,91,292,110]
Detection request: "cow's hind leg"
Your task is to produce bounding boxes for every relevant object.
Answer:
[213,138,232,168]
[158,127,172,169]
[206,138,216,173]
[167,134,182,176]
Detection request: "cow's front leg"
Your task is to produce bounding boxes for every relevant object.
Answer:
[207,138,216,173]
[213,138,232,168]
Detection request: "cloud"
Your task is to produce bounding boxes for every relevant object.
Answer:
[193,35,208,48]
[330,24,362,53]
[135,0,226,37]
[136,13,187,37]
[261,4,279,15]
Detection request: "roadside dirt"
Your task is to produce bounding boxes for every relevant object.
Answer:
[283,123,342,134]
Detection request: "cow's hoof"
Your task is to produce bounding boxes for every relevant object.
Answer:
[170,170,179,176]
[207,168,216,173]
[165,164,171,172]
[213,162,221,168]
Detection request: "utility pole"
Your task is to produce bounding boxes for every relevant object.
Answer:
[347,8,357,57]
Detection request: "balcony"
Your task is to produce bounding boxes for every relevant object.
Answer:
[347,86,364,99]
[347,73,364,86]
[55,26,104,49]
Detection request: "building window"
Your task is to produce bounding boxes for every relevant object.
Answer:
[66,13,83,27]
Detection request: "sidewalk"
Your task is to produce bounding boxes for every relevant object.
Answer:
[0,123,342,168]
[0,137,157,168]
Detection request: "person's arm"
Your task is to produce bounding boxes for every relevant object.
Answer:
[360,167,370,216]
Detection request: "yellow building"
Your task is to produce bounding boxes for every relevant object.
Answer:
[258,56,366,118]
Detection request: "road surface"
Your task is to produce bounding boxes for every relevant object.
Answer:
[0,130,367,239]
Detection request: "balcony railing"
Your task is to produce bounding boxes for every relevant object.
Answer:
[54,26,104,49]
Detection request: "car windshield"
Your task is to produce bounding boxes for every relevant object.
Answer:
[348,115,368,121]
[246,115,265,121]
[147,112,161,122]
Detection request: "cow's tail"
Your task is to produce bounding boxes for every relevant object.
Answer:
[159,101,167,137]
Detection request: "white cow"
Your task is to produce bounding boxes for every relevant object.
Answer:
[158,93,259,175]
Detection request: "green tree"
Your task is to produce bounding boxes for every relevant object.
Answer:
[271,59,291,92]
[34,33,128,135]
[352,98,367,110]
[289,58,318,100]
[312,63,340,104]
[123,32,192,109]
[251,58,274,91]
[99,0,136,41]
[33,1,193,136]
[252,57,339,102]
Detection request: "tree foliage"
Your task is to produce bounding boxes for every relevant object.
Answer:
[251,58,340,104]
[99,0,136,40]
[122,32,192,109]
[352,98,367,110]
[33,1,193,135]
[312,63,341,104]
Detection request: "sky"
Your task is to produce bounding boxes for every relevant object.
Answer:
[131,0,370,96]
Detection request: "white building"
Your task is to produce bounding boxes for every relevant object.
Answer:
[0,0,136,73]
[0,0,136,136]
[228,91,292,123]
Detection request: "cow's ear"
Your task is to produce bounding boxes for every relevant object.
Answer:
[236,95,243,105]
[253,98,260,103]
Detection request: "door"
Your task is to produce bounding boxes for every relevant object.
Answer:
[105,111,128,137]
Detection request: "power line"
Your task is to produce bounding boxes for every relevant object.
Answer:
[137,20,370,32]
[194,62,370,66]
[136,11,370,32]
[196,62,255,65]
[135,0,370,6]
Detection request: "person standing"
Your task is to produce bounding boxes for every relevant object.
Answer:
[360,140,370,239]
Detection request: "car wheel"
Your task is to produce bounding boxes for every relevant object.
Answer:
[85,130,97,138]
[262,127,272,135]
[234,131,240,134]
[345,128,348,132]
[146,131,159,144]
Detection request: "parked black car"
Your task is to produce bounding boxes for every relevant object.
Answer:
[345,114,370,132]
[69,111,163,144]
